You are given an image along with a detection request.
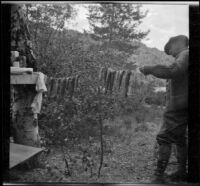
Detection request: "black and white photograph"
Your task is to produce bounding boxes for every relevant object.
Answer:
[2,1,200,185]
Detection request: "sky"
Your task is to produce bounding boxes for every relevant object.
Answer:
[65,4,189,51]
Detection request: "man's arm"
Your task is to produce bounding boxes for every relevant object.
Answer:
[140,50,188,79]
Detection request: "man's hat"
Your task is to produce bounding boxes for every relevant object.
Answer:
[164,35,189,55]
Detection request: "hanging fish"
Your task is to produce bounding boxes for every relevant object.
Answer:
[113,70,119,92]
[110,70,116,93]
[120,70,130,97]
[105,69,112,94]
[72,77,76,94]
[66,77,71,95]
[137,72,143,94]
[120,71,126,96]
[66,77,70,96]
[99,67,104,81]
[124,70,131,97]
[116,71,121,91]
[134,72,138,90]
[108,70,111,93]
[49,78,55,98]
[106,68,111,84]
[119,70,125,90]
[127,71,135,97]
[60,78,67,98]
[56,78,62,98]
[75,75,80,89]
[45,77,52,96]
[56,78,62,99]
[51,78,59,99]
[105,68,109,92]
[103,68,108,85]
[69,77,75,97]
[108,69,113,92]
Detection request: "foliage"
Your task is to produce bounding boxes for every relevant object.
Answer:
[13,4,169,178]
[88,3,149,42]
[22,4,76,72]
[39,77,117,177]
[25,4,76,29]
[10,5,37,69]
[145,91,166,106]
[26,17,130,78]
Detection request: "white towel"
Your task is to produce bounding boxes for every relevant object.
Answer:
[31,72,47,117]
[35,72,47,92]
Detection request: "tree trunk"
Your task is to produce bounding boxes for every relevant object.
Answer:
[11,85,41,147]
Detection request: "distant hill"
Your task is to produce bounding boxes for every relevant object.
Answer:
[63,29,174,68]
[123,41,174,87]
[126,41,174,67]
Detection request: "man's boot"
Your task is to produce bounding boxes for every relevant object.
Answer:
[151,144,171,183]
[168,144,187,182]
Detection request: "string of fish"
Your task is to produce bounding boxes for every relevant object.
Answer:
[45,75,80,99]
[99,67,148,97]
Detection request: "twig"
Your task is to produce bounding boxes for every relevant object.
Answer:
[61,145,71,176]
[98,114,103,178]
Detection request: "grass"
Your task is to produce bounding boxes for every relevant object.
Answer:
[7,105,181,183]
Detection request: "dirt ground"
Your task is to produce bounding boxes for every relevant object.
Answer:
[7,106,187,184]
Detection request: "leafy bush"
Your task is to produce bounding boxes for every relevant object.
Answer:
[145,91,166,106]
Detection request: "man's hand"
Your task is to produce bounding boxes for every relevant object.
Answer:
[139,66,152,76]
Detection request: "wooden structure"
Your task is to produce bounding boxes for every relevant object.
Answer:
[11,73,39,85]
[10,143,43,169]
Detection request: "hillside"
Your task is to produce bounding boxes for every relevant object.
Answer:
[126,41,174,67]
[80,30,174,64]
[69,29,172,87]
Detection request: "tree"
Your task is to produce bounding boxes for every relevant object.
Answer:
[22,4,77,71]
[11,4,37,69]
[87,3,150,42]
[25,4,76,29]
[10,5,41,149]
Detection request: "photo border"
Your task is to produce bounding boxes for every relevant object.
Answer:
[2,1,200,185]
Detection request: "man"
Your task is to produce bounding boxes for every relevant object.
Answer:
[139,35,189,183]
